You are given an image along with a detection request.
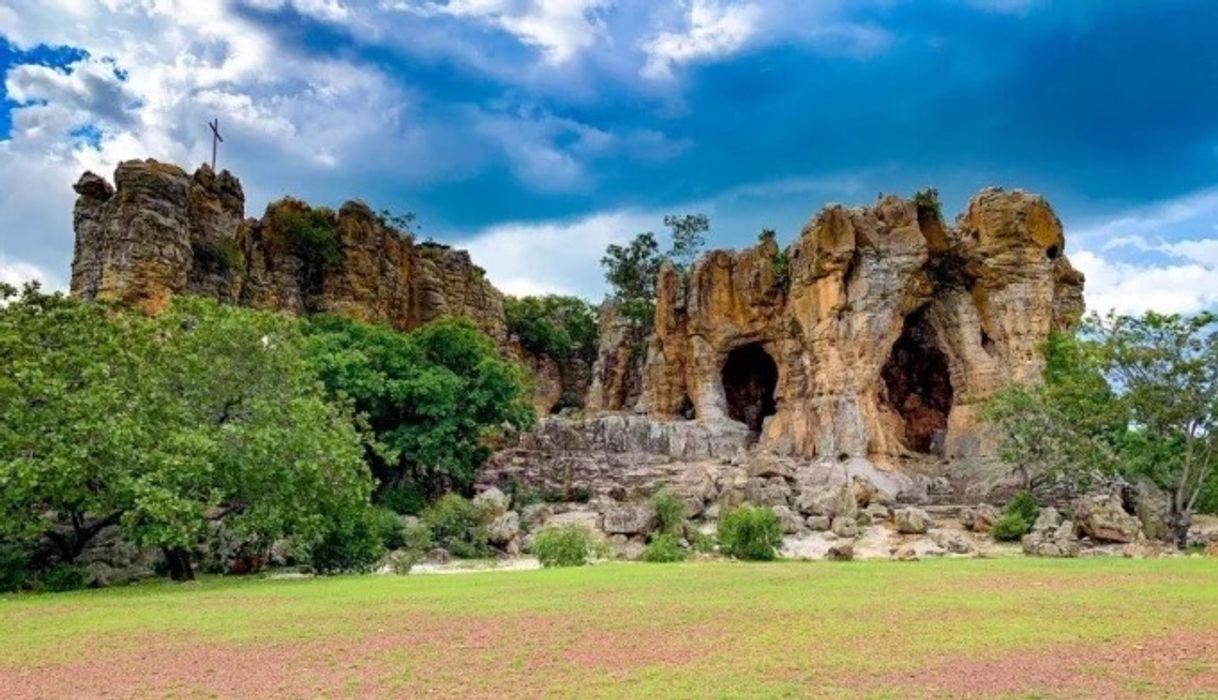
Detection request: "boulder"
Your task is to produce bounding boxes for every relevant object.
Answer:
[1031,506,1062,533]
[772,505,805,535]
[548,510,602,532]
[1073,493,1142,543]
[488,511,520,547]
[932,530,974,555]
[1130,480,1169,541]
[894,507,931,535]
[520,503,553,531]
[1022,521,1080,558]
[1207,538,1218,558]
[891,545,919,562]
[794,484,856,520]
[745,477,792,507]
[831,516,858,539]
[827,543,855,561]
[961,504,1001,532]
[863,503,891,522]
[806,515,831,532]
[474,487,510,518]
[602,503,655,535]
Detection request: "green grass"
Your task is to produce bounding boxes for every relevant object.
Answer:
[2,558,1217,698]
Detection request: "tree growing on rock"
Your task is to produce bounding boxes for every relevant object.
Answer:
[0,286,375,581]
[601,213,710,329]
[986,311,1218,547]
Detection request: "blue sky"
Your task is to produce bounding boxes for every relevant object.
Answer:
[1,0,1217,312]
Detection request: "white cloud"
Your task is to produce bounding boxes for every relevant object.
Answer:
[641,0,762,80]
[0,255,55,289]
[1072,249,1218,316]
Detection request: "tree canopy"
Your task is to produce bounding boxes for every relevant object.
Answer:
[504,294,599,364]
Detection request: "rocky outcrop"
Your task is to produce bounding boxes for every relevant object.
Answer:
[71,159,507,342]
[586,189,1084,463]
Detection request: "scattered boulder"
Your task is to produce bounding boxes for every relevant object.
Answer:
[1031,507,1063,533]
[891,545,919,561]
[1022,521,1080,558]
[794,484,856,520]
[602,503,655,535]
[863,503,891,522]
[827,543,854,561]
[1122,540,1172,559]
[488,511,520,547]
[473,487,510,518]
[1073,493,1142,543]
[745,477,792,507]
[932,530,974,555]
[427,547,451,565]
[831,516,858,539]
[548,509,602,532]
[961,504,1001,532]
[520,503,553,531]
[806,515,831,532]
[894,507,930,535]
[1130,480,1169,541]
[772,505,805,535]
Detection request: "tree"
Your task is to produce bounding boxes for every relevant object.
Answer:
[304,315,535,497]
[985,312,1218,547]
[504,294,599,364]
[0,286,375,581]
[663,213,709,274]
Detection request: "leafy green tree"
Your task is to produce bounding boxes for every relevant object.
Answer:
[0,286,374,581]
[602,232,662,306]
[304,315,535,496]
[663,213,709,275]
[986,312,1218,546]
[505,294,599,364]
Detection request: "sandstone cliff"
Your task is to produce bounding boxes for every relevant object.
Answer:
[71,159,506,341]
[585,189,1084,465]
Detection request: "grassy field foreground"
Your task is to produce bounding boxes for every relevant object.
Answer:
[2,558,1218,698]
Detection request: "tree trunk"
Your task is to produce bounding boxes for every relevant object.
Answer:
[1168,489,1192,550]
[163,547,195,582]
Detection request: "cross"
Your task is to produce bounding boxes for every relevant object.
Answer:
[208,118,224,171]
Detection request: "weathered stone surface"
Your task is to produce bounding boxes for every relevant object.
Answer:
[961,503,1002,532]
[894,507,931,534]
[1207,538,1218,558]
[891,544,920,561]
[1022,520,1080,558]
[806,515,831,531]
[772,505,805,534]
[1073,493,1142,543]
[586,189,1083,464]
[488,511,520,547]
[831,516,858,539]
[1032,507,1063,533]
[602,504,655,535]
[827,542,854,561]
[474,488,511,518]
[932,530,974,555]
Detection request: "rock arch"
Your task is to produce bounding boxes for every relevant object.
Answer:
[721,343,778,435]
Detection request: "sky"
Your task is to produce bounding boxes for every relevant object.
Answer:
[1,0,1217,314]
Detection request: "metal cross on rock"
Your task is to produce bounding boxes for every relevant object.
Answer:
[208,118,224,171]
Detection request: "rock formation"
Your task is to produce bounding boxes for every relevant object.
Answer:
[586,189,1084,463]
[71,159,507,342]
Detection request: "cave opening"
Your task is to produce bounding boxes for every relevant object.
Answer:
[721,343,778,436]
[881,309,953,455]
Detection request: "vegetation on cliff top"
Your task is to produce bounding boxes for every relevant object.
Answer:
[504,294,599,364]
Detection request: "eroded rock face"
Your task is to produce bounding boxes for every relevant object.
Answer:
[71,159,507,342]
[587,189,1084,463]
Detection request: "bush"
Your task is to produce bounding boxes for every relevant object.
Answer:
[533,525,597,568]
[373,507,407,551]
[718,506,783,561]
[991,513,1031,542]
[1005,490,1040,524]
[420,493,490,559]
[0,543,31,593]
[641,533,686,563]
[504,295,599,363]
[688,530,717,555]
[505,479,542,510]
[379,481,428,516]
[650,490,689,537]
[41,563,91,592]
[310,508,385,574]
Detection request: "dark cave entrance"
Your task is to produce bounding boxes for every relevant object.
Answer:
[722,343,778,436]
[881,309,953,455]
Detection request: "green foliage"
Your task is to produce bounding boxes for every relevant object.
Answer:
[664,213,709,275]
[505,294,599,364]
[533,525,596,568]
[602,232,662,305]
[304,315,534,494]
[912,188,942,218]
[40,563,91,592]
[309,506,385,574]
[376,209,418,236]
[373,507,407,551]
[420,493,490,559]
[990,513,1031,542]
[505,479,542,510]
[717,506,783,561]
[1005,491,1040,524]
[650,490,689,537]
[759,229,790,293]
[688,529,717,554]
[378,480,428,516]
[0,286,374,576]
[0,543,31,593]
[641,533,686,563]
[987,311,1217,546]
[271,204,342,271]
[191,237,243,274]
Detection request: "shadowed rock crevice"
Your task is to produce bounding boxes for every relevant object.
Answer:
[721,343,778,436]
[881,309,953,455]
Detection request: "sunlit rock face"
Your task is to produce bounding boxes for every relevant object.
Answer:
[586,189,1085,464]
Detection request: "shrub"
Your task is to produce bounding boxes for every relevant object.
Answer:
[1005,490,1040,524]
[688,530,717,554]
[991,513,1031,542]
[505,479,542,510]
[191,237,243,274]
[0,543,31,593]
[40,563,91,592]
[379,481,428,516]
[642,533,686,563]
[310,507,385,574]
[401,520,434,554]
[718,506,783,561]
[373,507,407,551]
[420,493,490,559]
[504,295,599,363]
[271,204,342,270]
[650,490,689,537]
[533,525,597,568]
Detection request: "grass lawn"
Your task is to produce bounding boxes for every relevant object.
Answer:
[2,558,1217,698]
